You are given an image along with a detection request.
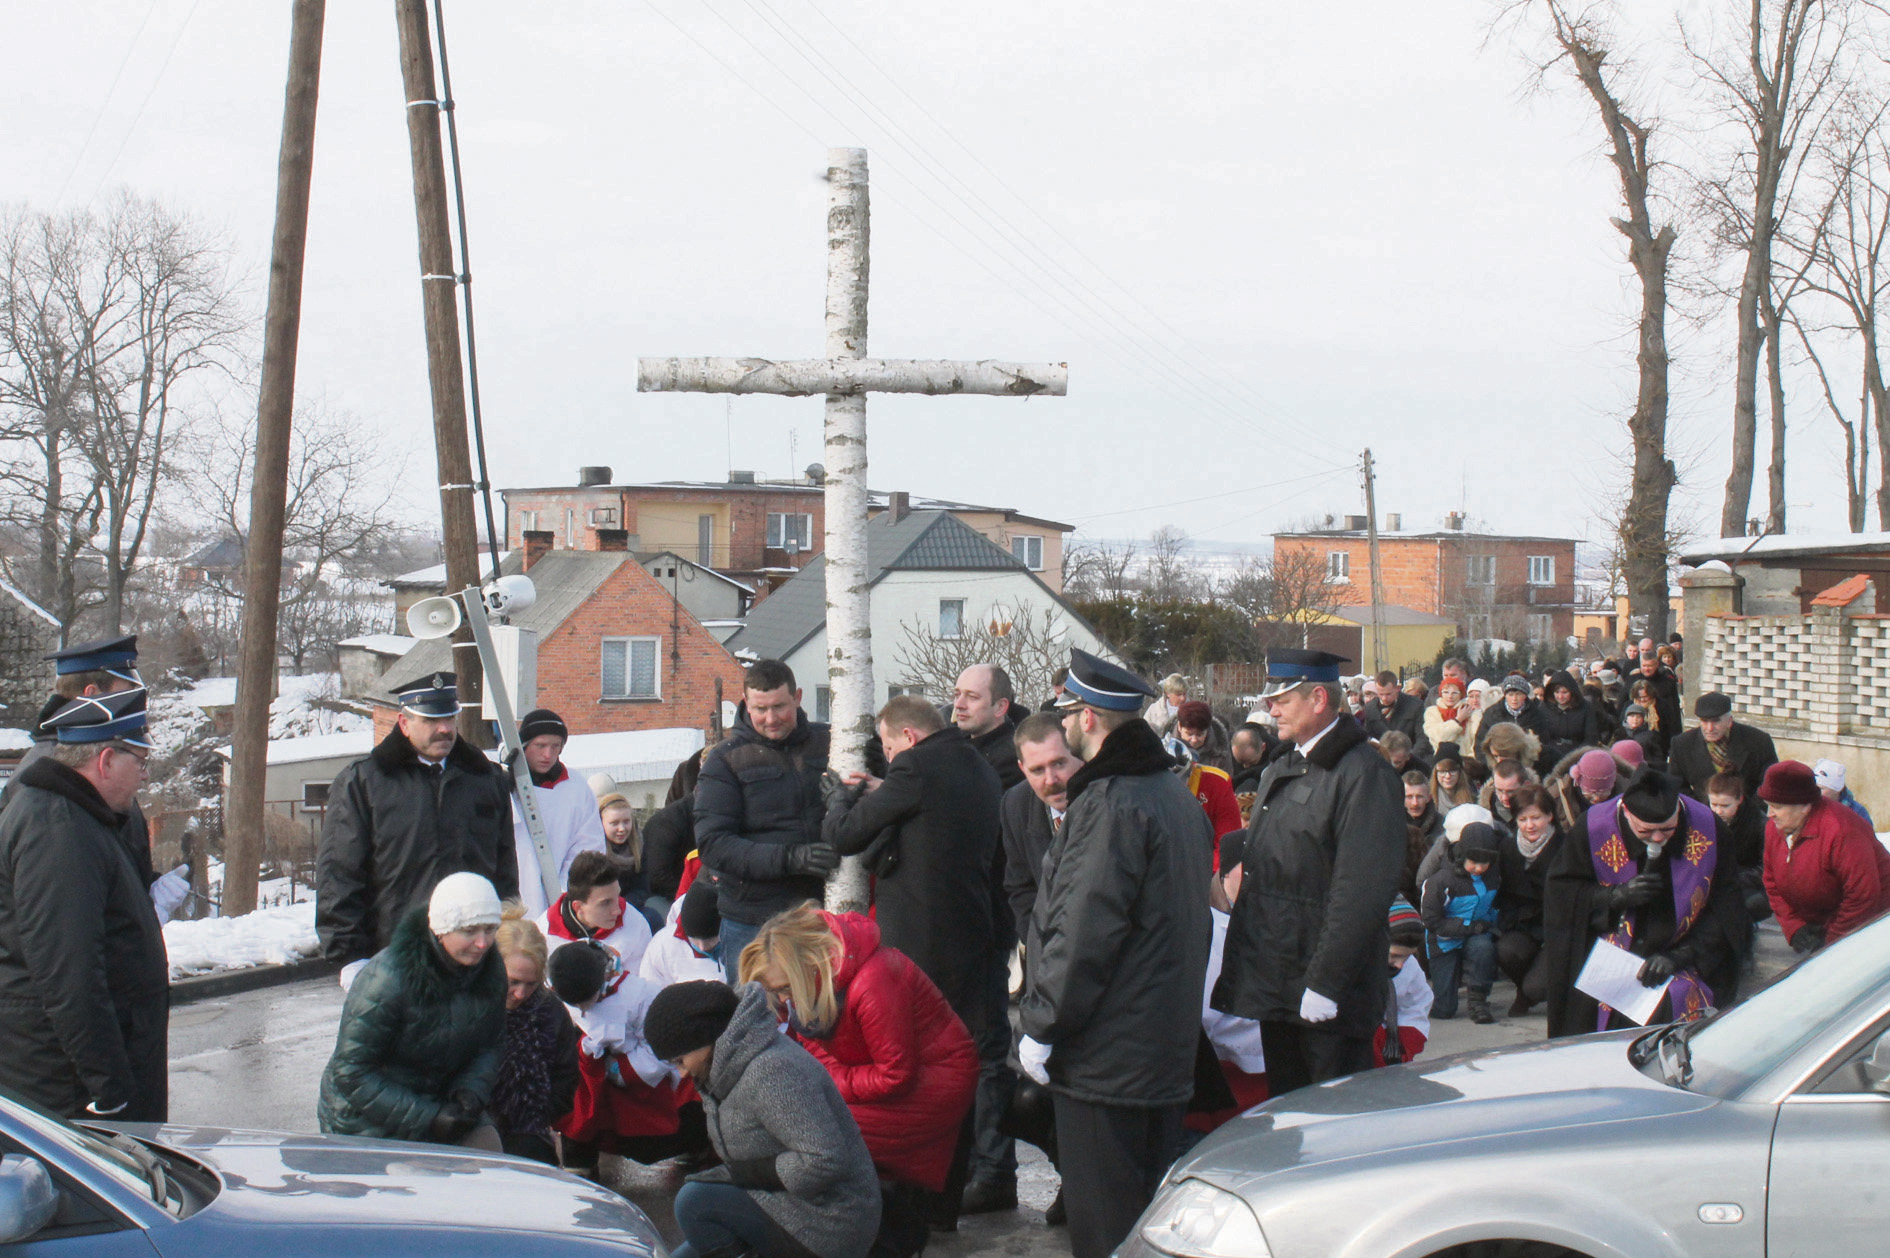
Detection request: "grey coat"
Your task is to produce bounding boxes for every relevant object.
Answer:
[698,984,881,1258]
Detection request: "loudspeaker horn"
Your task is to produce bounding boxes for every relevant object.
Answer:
[406,595,462,640]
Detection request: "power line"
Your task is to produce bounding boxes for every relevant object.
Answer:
[89,0,205,201]
[55,0,161,203]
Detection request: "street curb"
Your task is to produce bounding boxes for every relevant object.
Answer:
[170,958,338,1006]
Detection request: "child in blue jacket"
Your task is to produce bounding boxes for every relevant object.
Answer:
[1421,821,1502,1023]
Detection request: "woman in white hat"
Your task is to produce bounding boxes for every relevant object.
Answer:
[318,872,508,1148]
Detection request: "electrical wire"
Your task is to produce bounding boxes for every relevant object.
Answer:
[55,0,161,203]
[89,0,204,202]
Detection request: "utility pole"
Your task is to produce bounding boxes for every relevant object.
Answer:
[224,0,326,918]
[394,0,486,744]
[1362,448,1389,677]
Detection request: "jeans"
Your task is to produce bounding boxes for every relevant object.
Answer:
[719,917,762,984]
[1430,932,1497,1018]
[671,1181,788,1258]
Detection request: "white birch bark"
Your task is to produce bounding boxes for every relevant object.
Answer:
[638,357,1067,397]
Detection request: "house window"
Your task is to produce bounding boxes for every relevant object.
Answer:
[565,508,576,547]
[1011,535,1044,571]
[601,636,661,699]
[816,686,832,723]
[518,510,539,534]
[698,515,715,566]
[1467,555,1496,585]
[1466,613,1495,640]
[887,683,928,699]
[1526,613,1554,642]
[767,513,814,551]
[301,781,330,812]
[1327,551,1350,581]
[1528,555,1555,585]
[590,506,617,525]
[939,599,966,639]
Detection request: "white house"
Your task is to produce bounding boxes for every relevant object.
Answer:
[725,508,1115,715]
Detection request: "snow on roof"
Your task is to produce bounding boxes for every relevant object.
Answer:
[559,727,705,787]
[182,672,339,710]
[0,728,35,752]
[214,729,374,765]
[0,576,59,628]
[1680,531,1890,563]
[338,633,418,656]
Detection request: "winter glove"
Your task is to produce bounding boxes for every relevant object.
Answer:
[1299,989,1340,1024]
[1791,924,1827,954]
[1608,873,1664,912]
[1636,947,1692,987]
[339,959,369,992]
[1018,1036,1053,1085]
[150,865,191,925]
[428,1097,477,1143]
[785,842,840,877]
[820,770,861,814]
[727,1157,785,1192]
[84,1097,128,1118]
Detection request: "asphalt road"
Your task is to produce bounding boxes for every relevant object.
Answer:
[164,923,1794,1254]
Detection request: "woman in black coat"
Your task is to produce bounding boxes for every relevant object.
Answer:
[1531,670,1599,773]
[490,907,580,1164]
[1494,783,1564,1017]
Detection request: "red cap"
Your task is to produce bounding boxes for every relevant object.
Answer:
[1757,760,1820,807]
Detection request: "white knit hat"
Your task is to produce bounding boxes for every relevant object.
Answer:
[1814,758,1846,793]
[1444,803,1495,845]
[428,872,502,935]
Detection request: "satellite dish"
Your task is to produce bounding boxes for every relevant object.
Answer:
[406,595,462,640]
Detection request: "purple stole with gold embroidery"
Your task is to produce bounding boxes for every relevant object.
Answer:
[1585,795,1718,1029]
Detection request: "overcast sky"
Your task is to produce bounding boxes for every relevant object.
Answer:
[4,1,1843,555]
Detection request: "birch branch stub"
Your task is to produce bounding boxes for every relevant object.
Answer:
[637,356,1068,398]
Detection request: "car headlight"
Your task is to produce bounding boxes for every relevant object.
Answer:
[1127,1177,1271,1258]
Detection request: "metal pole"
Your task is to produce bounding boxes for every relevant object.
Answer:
[459,588,557,902]
[224,0,326,917]
[1363,449,1389,677]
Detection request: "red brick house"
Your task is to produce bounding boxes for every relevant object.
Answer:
[371,531,747,740]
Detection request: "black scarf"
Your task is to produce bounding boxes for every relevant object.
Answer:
[491,988,561,1134]
[1067,719,1176,802]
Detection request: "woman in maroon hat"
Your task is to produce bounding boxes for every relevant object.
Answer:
[1759,760,1890,953]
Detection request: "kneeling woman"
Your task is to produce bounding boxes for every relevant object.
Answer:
[649,981,880,1258]
[318,873,507,1148]
[490,906,581,1163]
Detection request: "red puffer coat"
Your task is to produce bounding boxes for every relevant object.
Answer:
[1763,798,1890,945]
[790,912,978,1191]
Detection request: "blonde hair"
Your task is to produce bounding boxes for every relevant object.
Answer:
[597,792,642,866]
[738,902,842,1035]
[496,902,549,980]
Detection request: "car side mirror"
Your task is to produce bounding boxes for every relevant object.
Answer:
[1862,1029,1890,1096]
[0,1155,58,1245]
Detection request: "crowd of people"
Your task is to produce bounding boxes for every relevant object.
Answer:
[6,629,1890,1258]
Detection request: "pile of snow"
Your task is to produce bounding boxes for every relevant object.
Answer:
[0,728,34,752]
[163,901,320,979]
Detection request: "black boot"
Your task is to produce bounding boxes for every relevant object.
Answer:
[959,1178,1018,1215]
[1044,1189,1067,1226]
[1469,994,1495,1025]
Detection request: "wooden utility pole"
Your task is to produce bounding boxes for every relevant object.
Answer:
[1362,448,1388,677]
[394,0,486,743]
[637,147,1066,912]
[224,0,326,917]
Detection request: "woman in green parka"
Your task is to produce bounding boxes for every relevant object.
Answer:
[318,872,508,1148]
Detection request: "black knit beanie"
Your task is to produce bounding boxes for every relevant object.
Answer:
[678,880,722,940]
[645,981,740,1062]
[548,939,610,1005]
[518,708,568,743]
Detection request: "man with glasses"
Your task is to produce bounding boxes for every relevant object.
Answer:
[0,687,171,1121]
[1543,767,1748,1037]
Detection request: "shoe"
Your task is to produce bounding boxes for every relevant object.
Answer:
[959,1179,1018,1216]
[1045,1190,1067,1227]
[1469,999,1495,1025]
[1507,995,1533,1017]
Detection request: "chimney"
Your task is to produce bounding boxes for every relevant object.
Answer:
[592,528,629,552]
[888,491,911,524]
[522,529,553,572]
[578,466,612,487]
[1445,512,1465,531]
[730,469,756,485]
[1386,513,1402,532]
[1343,514,1367,531]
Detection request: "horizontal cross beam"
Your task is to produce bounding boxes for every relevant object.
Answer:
[638,356,1068,398]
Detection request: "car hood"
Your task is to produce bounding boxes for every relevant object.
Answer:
[124,1124,662,1253]
[1181,1031,1710,1186]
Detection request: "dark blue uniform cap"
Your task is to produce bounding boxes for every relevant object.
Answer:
[47,633,139,680]
[394,672,461,718]
[1259,647,1351,699]
[46,686,152,747]
[1053,648,1158,712]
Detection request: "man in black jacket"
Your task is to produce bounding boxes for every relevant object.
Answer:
[317,673,518,989]
[693,659,838,980]
[0,688,169,1121]
[1669,692,1778,806]
[1371,669,1423,743]
[1001,713,1082,948]
[1215,648,1405,1096]
[1020,650,1212,1258]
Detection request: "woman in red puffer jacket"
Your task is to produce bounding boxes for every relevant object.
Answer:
[739,903,977,1193]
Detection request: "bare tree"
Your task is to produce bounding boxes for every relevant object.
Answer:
[1062,537,1139,602]
[892,603,1072,708]
[1502,1,1679,638]
[1142,525,1205,601]
[1217,546,1347,650]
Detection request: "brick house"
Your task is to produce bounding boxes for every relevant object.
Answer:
[1275,518,1579,644]
[371,531,747,741]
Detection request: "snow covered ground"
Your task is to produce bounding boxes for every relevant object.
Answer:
[164,901,319,980]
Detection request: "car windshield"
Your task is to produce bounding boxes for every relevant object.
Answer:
[1680,914,1890,1097]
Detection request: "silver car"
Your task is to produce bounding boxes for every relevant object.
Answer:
[1124,912,1890,1258]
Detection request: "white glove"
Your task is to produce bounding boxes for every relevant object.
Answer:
[84,1098,128,1117]
[1019,1035,1053,1085]
[1299,988,1339,1024]
[150,866,190,925]
[339,959,369,992]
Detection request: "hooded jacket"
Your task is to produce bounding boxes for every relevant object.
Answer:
[0,757,169,1120]
[317,727,518,965]
[1763,798,1890,945]
[698,984,881,1258]
[1214,713,1406,1040]
[694,704,832,926]
[1532,672,1601,770]
[790,912,979,1191]
[1022,719,1214,1107]
[1420,854,1501,954]
[317,906,507,1141]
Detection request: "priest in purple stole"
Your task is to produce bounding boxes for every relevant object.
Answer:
[1543,768,1749,1038]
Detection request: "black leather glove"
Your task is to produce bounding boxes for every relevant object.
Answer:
[1791,924,1827,954]
[726,1156,784,1191]
[785,842,840,877]
[1636,945,1692,987]
[819,770,857,814]
[1609,873,1664,912]
[429,1099,475,1143]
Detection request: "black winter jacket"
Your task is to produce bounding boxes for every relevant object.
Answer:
[1379,693,1425,744]
[1020,720,1212,1108]
[1532,672,1600,770]
[823,725,1002,1024]
[317,729,517,965]
[695,704,833,925]
[0,758,169,1120]
[640,794,695,902]
[1000,781,1057,948]
[0,728,156,891]
[1669,721,1779,806]
[1495,826,1564,935]
[968,716,1024,950]
[317,906,507,1141]
[1213,713,1406,1039]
